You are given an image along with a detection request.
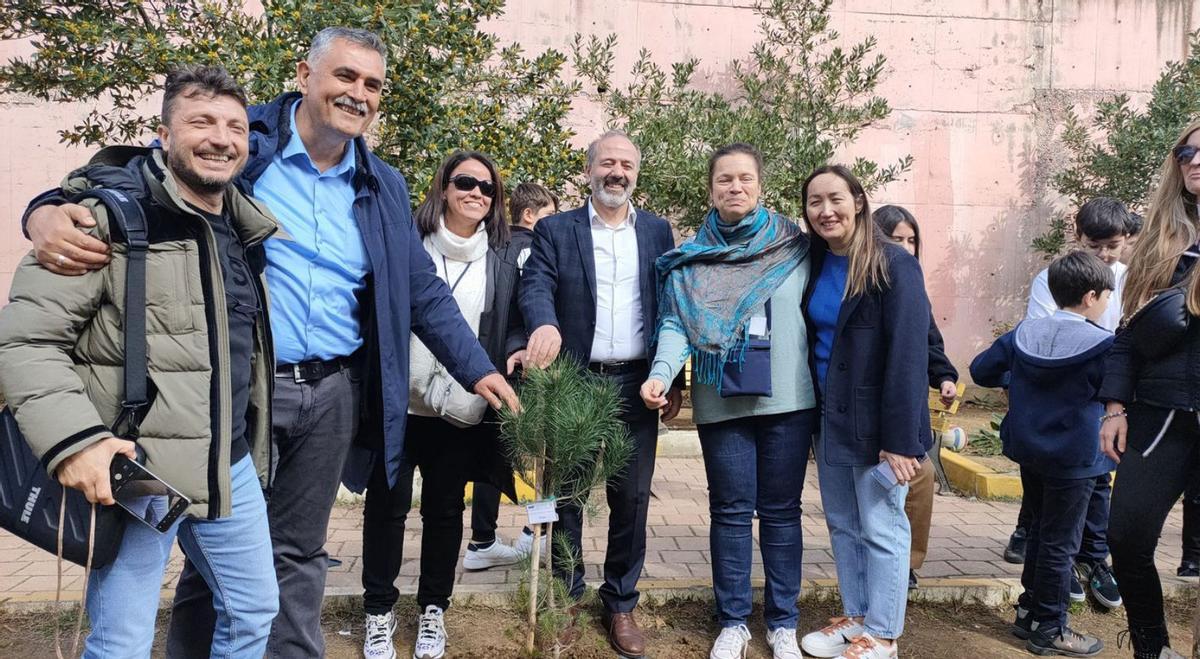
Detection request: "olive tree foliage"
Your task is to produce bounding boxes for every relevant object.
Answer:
[0,1,584,204]
[1034,30,1200,257]
[571,0,912,230]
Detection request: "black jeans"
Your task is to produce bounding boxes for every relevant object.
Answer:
[362,414,492,614]
[1014,472,1110,565]
[1110,408,1200,633]
[166,363,362,659]
[471,482,503,544]
[1017,468,1095,631]
[553,367,659,613]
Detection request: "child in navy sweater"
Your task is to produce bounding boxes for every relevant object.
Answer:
[971,251,1117,657]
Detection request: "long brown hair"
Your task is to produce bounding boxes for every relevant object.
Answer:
[802,165,890,297]
[414,150,509,249]
[1123,119,1200,316]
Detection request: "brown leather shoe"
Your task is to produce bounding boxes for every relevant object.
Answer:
[605,611,646,658]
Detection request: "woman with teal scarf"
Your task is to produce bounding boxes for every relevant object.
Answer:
[640,143,816,659]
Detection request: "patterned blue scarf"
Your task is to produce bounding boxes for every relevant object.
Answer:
[656,205,807,387]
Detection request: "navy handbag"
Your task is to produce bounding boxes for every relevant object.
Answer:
[719,301,772,398]
[0,189,150,569]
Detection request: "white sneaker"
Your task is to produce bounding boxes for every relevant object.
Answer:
[1160,648,1187,659]
[710,624,751,659]
[766,627,802,659]
[463,538,522,570]
[513,528,547,557]
[412,605,446,659]
[363,611,397,659]
[834,633,897,659]
[801,617,866,658]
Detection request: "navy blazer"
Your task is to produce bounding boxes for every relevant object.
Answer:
[803,240,933,465]
[20,92,498,493]
[519,204,674,365]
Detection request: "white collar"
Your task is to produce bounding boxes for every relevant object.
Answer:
[587,198,637,228]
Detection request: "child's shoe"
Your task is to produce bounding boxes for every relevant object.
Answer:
[1011,605,1039,640]
[1079,560,1122,609]
[765,627,802,659]
[1026,625,1103,657]
[1004,527,1028,563]
[1068,571,1086,603]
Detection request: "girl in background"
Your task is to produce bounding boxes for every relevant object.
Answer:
[873,204,959,590]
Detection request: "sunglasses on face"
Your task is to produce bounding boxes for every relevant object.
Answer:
[448,174,496,198]
[1174,144,1200,166]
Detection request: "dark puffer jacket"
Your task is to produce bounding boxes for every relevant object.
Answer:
[1099,249,1200,451]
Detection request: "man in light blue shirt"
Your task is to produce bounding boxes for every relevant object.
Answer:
[23,27,518,659]
[254,99,369,364]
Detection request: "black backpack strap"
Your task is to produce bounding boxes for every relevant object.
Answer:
[72,189,149,438]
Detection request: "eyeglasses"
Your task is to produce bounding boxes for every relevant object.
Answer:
[1174,144,1200,166]
[448,175,496,198]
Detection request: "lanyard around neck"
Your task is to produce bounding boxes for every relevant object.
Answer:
[442,254,473,293]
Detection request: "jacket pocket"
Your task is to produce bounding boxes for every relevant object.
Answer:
[144,241,197,334]
[853,385,881,441]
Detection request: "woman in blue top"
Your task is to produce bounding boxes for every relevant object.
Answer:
[798,166,933,659]
[640,143,815,659]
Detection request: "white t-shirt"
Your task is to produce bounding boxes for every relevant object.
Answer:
[1026,260,1126,331]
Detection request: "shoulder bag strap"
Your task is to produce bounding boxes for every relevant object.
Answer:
[71,189,150,438]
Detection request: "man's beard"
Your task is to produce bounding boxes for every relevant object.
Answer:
[168,148,236,196]
[591,174,634,209]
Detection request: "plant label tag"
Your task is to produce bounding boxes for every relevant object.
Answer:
[525,498,559,525]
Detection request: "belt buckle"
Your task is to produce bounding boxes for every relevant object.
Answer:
[292,364,307,384]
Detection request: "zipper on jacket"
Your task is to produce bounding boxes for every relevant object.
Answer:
[191,218,232,520]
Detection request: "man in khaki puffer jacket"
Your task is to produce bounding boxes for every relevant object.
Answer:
[0,66,280,658]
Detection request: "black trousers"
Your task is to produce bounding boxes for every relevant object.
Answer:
[471,482,503,544]
[1110,407,1200,635]
[1014,472,1110,564]
[166,364,362,659]
[553,367,659,613]
[1017,469,1095,631]
[361,414,492,614]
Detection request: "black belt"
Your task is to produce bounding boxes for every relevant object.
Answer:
[587,360,647,376]
[276,355,353,383]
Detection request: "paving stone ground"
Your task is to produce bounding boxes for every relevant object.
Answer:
[0,457,1186,603]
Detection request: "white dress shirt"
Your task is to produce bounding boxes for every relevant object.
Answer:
[1026,260,1126,331]
[588,199,645,362]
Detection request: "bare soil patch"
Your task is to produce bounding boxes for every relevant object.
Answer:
[2,594,1193,658]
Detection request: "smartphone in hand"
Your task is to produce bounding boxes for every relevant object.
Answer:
[110,454,190,533]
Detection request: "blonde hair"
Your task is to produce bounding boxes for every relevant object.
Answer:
[802,165,890,297]
[1123,119,1200,317]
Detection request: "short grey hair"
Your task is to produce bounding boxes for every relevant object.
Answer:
[308,27,388,68]
[586,129,641,168]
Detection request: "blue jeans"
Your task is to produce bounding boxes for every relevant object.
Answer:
[83,456,277,658]
[1018,469,1094,632]
[814,439,910,639]
[698,409,816,630]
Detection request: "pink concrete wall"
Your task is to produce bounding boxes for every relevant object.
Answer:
[2,0,1197,377]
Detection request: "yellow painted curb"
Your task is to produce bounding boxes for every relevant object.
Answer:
[939,449,1022,499]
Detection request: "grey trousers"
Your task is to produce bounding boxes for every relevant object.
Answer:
[166,364,362,659]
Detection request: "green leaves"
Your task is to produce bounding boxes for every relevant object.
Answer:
[1041,29,1200,257]
[0,0,583,207]
[571,0,911,230]
[499,359,634,510]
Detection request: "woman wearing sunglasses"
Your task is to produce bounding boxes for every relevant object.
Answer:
[1099,121,1200,659]
[359,150,525,659]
